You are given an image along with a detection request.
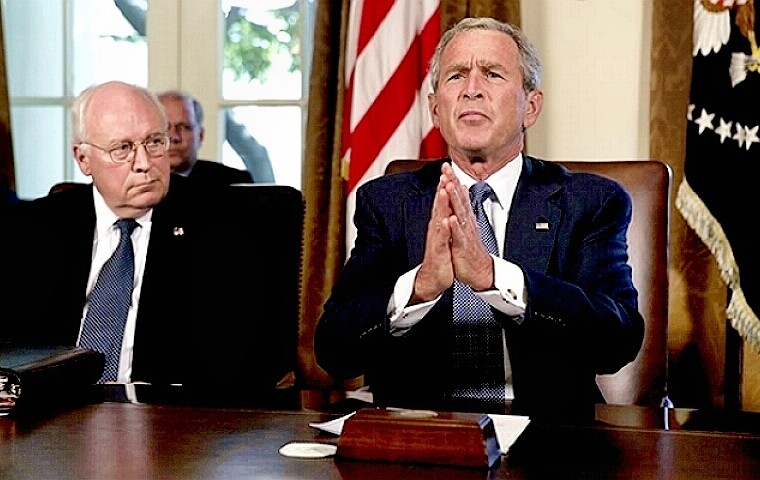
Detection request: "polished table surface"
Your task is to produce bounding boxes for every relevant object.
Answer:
[1,396,760,480]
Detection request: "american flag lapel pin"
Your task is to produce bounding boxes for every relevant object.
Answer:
[173,226,185,236]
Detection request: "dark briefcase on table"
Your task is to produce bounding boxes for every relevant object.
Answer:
[0,345,105,416]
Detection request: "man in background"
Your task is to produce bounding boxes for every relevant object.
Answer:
[157,90,252,185]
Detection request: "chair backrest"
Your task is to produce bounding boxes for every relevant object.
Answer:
[221,184,304,390]
[48,182,83,195]
[385,159,672,407]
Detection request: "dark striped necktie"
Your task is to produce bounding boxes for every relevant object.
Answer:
[450,182,507,410]
[80,218,138,383]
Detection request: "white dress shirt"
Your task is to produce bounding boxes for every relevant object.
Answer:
[77,187,153,384]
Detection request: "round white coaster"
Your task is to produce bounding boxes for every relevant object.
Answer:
[278,442,338,459]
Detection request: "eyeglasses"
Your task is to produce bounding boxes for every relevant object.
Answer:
[81,133,170,163]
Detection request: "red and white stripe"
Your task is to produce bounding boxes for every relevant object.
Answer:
[341,0,446,255]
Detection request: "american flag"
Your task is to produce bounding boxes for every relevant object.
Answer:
[341,0,447,255]
[676,0,760,351]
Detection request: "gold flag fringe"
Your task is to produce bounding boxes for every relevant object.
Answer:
[676,179,760,354]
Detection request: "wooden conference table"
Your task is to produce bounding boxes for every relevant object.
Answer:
[1,388,759,479]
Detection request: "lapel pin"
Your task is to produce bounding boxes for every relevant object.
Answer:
[173,227,185,236]
[535,222,550,231]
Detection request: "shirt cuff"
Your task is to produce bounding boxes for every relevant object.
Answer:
[478,255,527,320]
[388,265,439,335]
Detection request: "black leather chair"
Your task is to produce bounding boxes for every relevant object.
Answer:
[217,184,304,392]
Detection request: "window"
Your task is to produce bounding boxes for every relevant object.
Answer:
[220,1,315,187]
[1,0,314,198]
[2,0,146,198]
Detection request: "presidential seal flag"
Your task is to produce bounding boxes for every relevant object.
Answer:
[676,0,760,351]
[341,0,446,255]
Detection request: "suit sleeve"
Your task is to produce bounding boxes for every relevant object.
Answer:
[314,183,406,380]
[515,181,645,375]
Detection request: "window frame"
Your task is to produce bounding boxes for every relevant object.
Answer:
[149,0,313,189]
[4,0,313,197]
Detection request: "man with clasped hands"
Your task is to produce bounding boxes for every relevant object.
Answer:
[315,18,644,420]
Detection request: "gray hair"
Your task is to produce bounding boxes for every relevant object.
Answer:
[157,90,205,129]
[71,81,166,143]
[429,17,542,94]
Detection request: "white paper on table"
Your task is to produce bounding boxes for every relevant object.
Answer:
[309,411,356,436]
[309,411,530,454]
[488,414,531,453]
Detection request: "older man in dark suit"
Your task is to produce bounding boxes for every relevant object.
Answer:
[315,18,644,420]
[1,82,294,398]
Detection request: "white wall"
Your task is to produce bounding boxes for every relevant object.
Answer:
[521,0,652,161]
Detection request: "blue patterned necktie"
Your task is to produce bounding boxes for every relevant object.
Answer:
[80,219,138,383]
[450,182,507,410]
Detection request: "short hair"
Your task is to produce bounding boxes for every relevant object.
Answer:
[428,17,542,94]
[71,81,166,143]
[157,90,204,129]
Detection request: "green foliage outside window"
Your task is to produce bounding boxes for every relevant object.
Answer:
[224,5,300,83]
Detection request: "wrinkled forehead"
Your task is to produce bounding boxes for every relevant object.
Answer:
[161,96,194,120]
[443,29,517,64]
[87,93,165,141]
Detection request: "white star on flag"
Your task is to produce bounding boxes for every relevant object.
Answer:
[695,108,715,134]
[733,123,747,148]
[716,118,733,143]
[743,125,759,150]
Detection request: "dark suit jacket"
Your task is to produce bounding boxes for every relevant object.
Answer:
[0,180,23,219]
[0,175,296,399]
[188,159,252,185]
[315,157,645,420]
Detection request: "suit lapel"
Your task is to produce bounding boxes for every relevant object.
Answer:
[505,158,563,273]
[399,158,565,274]
[403,161,443,265]
[403,194,433,265]
[71,188,98,282]
[58,187,99,341]
[139,185,192,310]
[133,180,193,370]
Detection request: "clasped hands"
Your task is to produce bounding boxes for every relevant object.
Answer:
[412,163,494,304]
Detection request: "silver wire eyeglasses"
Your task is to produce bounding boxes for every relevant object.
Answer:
[81,133,170,163]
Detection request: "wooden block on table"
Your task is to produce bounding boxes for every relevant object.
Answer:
[336,408,501,469]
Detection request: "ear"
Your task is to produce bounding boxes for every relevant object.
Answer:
[428,93,440,128]
[198,127,205,144]
[72,144,93,176]
[522,89,543,130]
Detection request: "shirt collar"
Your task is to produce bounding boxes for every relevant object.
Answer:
[92,185,152,238]
[450,153,523,208]
[176,164,193,177]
